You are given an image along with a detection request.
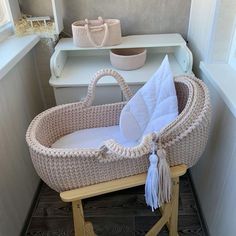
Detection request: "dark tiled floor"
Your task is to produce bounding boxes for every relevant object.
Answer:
[25,174,205,236]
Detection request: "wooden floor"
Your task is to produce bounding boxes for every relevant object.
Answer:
[25,174,206,236]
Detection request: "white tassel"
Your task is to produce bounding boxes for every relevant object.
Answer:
[157,149,172,206]
[145,147,159,211]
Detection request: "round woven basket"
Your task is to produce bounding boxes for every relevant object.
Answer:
[26,69,211,192]
[110,48,147,70]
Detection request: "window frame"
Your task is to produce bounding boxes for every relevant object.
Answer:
[0,0,13,42]
[0,0,9,25]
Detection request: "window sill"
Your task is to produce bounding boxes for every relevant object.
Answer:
[0,34,40,80]
[200,62,236,118]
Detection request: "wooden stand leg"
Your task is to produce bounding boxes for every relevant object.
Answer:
[72,200,96,236]
[72,200,86,236]
[146,177,180,236]
[146,202,172,236]
[169,177,179,236]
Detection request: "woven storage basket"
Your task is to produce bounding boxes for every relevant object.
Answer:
[26,69,211,192]
[72,17,122,48]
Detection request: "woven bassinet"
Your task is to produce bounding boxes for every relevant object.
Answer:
[26,69,211,193]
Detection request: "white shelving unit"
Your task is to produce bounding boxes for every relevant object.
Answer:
[50,34,193,105]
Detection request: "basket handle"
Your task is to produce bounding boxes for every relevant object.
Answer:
[85,17,109,48]
[83,69,133,107]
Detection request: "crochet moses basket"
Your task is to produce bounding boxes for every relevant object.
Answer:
[26,69,211,193]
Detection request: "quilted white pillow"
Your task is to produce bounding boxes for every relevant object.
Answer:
[119,55,178,141]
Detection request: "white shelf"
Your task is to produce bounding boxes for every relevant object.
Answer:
[200,62,236,117]
[50,53,185,87]
[55,34,186,51]
[50,34,193,105]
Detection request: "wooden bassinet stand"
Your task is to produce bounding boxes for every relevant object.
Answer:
[60,164,187,236]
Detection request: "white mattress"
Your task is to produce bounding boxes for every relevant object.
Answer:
[52,125,138,149]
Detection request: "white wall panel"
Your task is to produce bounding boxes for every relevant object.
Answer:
[188,1,236,235]
[0,50,44,236]
[191,71,236,236]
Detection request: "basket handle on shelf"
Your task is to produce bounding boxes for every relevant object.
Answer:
[83,69,133,107]
[85,17,109,48]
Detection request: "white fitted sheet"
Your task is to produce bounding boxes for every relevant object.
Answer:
[52,125,138,149]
